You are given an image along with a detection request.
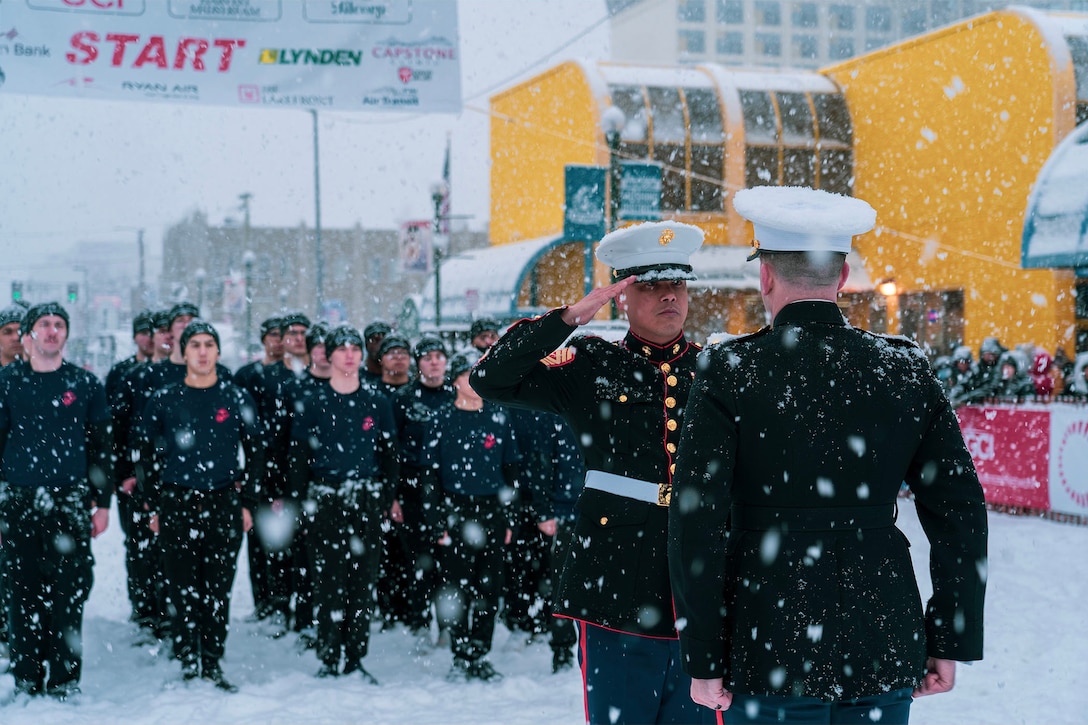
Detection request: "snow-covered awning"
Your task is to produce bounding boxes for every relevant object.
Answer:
[1022,122,1088,269]
[418,237,874,330]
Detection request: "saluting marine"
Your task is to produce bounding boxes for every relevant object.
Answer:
[471,221,713,724]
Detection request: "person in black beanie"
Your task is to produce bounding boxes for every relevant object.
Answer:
[135,320,262,692]
[0,301,113,700]
[469,318,501,353]
[387,337,456,644]
[288,323,398,681]
[362,321,392,383]
[0,304,26,367]
[280,311,312,374]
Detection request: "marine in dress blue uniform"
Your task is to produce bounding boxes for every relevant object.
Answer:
[668,187,988,724]
[471,221,714,724]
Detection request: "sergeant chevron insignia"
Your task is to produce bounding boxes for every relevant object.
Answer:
[540,348,576,368]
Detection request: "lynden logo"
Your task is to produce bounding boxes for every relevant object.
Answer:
[397,67,432,84]
[259,48,362,67]
[215,408,230,423]
[61,391,77,407]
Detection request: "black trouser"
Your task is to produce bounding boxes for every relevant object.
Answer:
[292,520,315,631]
[377,523,412,626]
[502,506,549,634]
[251,497,300,621]
[436,493,506,663]
[0,483,94,693]
[546,518,577,651]
[307,484,381,667]
[157,486,243,670]
[117,490,167,631]
[389,470,438,632]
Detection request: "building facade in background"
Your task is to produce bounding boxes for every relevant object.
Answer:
[609,0,1088,69]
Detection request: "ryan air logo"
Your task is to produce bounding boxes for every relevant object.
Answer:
[61,391,77,407]
[215,408,230,423]
[259,48,363,66]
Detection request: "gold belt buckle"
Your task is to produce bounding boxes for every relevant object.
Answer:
[657,483,671,507]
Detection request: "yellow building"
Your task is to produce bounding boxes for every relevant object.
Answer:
[426,8,1088,355]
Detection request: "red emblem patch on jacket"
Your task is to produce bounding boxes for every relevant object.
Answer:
[540,348,575,368]
[215,408,230,423]
[61,391,77,406]
[484,433,496,450]
[362,416,375,431]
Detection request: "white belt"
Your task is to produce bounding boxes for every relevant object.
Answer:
[583,470,671,507]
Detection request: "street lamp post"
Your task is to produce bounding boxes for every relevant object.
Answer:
[430,180,449,330]
[194,268,206,310]
[243,250,255,362]
[601,105,626,231]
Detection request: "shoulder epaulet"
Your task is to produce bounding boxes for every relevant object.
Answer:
[540,347,576,368]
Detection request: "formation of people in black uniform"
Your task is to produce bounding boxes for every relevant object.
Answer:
[0,186,993,724]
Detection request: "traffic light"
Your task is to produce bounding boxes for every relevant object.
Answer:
[11,280,22,302]
[67,283,78,303]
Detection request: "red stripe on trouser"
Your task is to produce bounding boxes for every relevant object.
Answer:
[579,620,590,724]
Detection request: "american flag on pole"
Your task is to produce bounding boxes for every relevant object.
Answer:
[439,134,451,235]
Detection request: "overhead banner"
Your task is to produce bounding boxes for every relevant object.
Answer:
[0,0,462,112]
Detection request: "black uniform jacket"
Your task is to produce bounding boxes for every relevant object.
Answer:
[470,308,701,638]
[668,301,987,701]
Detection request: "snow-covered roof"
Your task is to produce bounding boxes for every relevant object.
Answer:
[1021,122,1088,269]
[419,237,875,327]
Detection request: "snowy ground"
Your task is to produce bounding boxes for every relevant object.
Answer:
[1,498,1086,724]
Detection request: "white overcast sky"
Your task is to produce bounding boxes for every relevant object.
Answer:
[0,0,611,266]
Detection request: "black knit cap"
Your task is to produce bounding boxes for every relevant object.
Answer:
[132,309,154,335]
[280,310,312,334]
[305,321,330,353]
[378,334,410,359]
[447,349,481,382]
[469,318,501,340]
[179,319,220,351]
[364,321,393,341]
[260,316,284,339]
[152,309,173,330]
[324,324,364,359]
[21,301,70,336]
[0,305,26,329]
[413,337,447,361]
[168,301,201,327]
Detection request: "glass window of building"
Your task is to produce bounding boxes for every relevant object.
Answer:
[866,6,892,33]
[678,0,707,22]
[829,38,855,59]
[903,8,926,35]
[687,87,725,211]
[1067,35,1088,124]
[717,31,745,55]
[813,93,854,195]
[793,34,819,61]
[755,1,782,26]
[756,33,782,57]
[609,85,651,173]
[829,4,854,31]
[679,29,707,54]
[647,87,688,211]
[740,90,779,188]
[717,0,744,24]
[777,92,816,187]
[791,2,818,28]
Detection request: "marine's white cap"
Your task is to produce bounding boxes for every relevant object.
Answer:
[596,220,705,281]
[733,186,876,260]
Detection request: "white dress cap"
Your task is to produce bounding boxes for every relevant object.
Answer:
[595,220,705,281]
[733,186,876,259]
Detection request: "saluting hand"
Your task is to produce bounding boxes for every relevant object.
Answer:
[560,275,636,327]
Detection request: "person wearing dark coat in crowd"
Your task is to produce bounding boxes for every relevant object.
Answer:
[288,324,398,682]
[426,350,520,683]
[390,337,456,643]
[669,186,987,723]
[471,220,712,724]
[362,321,392,384]
[0,302,113,700]
[0,304,26,367]
[135,320,262,692]
[469,318,501,353]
